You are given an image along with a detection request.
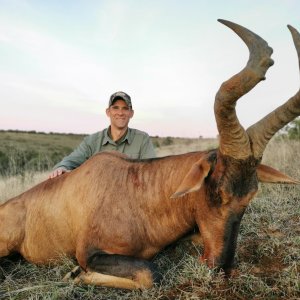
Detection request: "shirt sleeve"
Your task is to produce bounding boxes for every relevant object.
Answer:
[53,136,93,170]
[139,134,156,159]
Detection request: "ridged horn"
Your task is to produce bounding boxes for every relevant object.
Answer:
[215,19,274,159]
[246,25,300,158]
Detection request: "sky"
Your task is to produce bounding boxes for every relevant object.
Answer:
[0,0,299,138]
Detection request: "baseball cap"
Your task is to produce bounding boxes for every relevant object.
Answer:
[108,91,132,108]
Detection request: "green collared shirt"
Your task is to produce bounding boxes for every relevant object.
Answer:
[54,127,156,170]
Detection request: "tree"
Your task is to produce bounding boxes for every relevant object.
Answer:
[282,117,300,139]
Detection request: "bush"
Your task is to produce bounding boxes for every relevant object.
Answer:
[0,147,73,177]
[162,136,174,146]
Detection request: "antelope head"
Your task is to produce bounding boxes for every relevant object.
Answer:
[174,20,300,273]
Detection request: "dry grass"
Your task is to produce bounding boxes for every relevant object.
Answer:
[0,172,47,204]
[0,138,299,299]
[155,138,218,157]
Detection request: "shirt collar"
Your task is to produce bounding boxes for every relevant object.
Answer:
[102,127,133,145]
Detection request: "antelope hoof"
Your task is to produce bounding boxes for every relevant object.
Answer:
[63,265,82,282]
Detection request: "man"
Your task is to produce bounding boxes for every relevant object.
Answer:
[49,91,155,178]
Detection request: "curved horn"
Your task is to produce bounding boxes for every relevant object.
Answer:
[215,19,274,159]
[247,25,300,158]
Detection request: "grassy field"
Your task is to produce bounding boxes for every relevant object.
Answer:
[0,130,212,177]
[0,135,299,299]
[0,130,86,177]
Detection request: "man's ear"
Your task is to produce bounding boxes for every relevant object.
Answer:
[129,109,134,118]
[171,156,211,198]
[257,164,300,184]
[106,108,110,117]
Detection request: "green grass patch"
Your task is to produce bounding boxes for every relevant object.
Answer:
[0,130,86,176]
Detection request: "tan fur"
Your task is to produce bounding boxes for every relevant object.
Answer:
[73,269,153,289]
[0,152,205,264]
[171,156,211,198]
[257,164,300,184]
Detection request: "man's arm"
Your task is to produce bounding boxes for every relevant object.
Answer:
[49,136,93,178]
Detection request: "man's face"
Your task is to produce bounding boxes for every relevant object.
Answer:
[106,99,134,130]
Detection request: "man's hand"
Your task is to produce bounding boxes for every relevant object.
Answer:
[48,167,70,179]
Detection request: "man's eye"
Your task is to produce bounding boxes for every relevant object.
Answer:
[111,106,129,111]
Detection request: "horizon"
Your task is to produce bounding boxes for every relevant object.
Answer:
[0,128,218,139]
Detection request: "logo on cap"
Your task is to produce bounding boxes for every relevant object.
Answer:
[109,91,132,108]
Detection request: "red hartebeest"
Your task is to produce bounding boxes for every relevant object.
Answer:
[0,20,300,289]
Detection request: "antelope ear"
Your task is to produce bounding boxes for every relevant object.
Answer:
[257,164,300,184]
[171,157,211,198]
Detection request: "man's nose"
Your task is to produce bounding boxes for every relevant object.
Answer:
[116,109,125,115]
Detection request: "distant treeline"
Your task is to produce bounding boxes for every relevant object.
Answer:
[0,129,87,136]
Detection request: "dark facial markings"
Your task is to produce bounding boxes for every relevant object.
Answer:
[224,155,260,197]
[219,211,244,273]
[206,154,260,208]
